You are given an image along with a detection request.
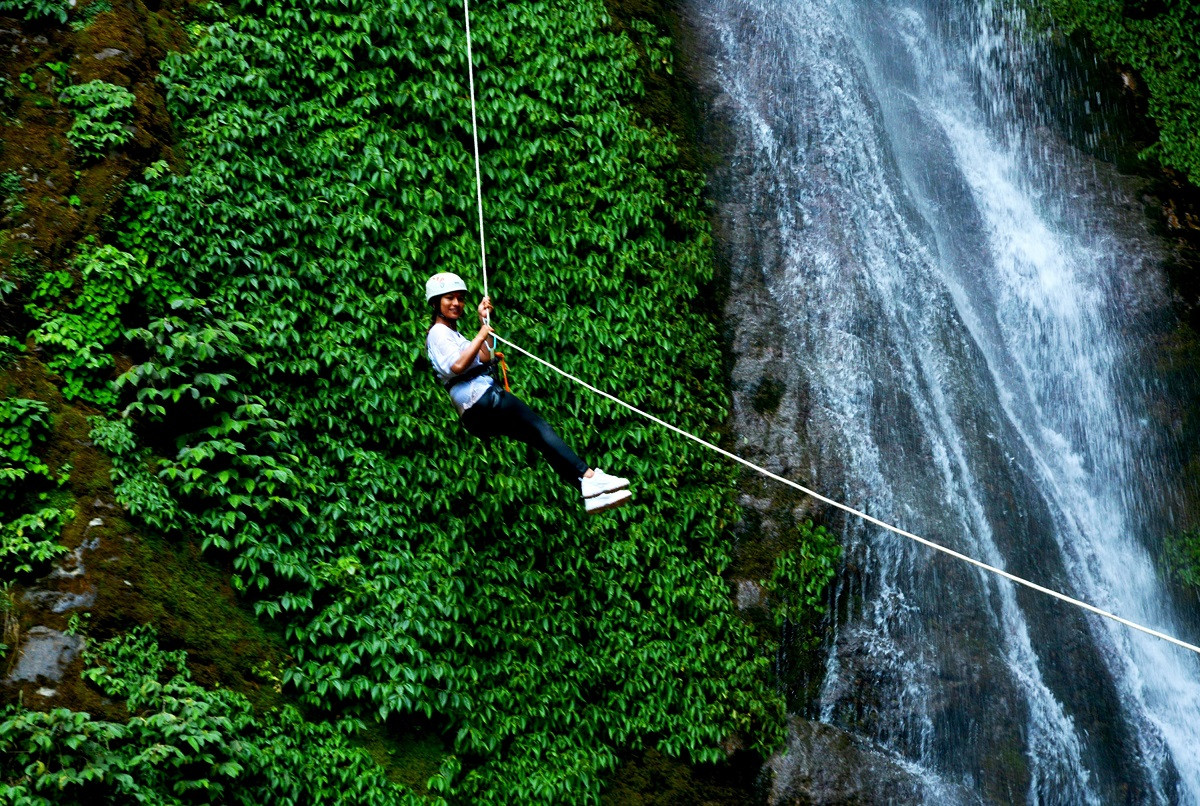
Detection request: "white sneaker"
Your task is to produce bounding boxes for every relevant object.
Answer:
[584,489,632,515]
[580,469,630,499]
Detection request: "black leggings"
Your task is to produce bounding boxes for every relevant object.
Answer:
[460,387,588,487]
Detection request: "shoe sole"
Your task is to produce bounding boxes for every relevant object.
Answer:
[586,491,632,515]
[582,480,631,499]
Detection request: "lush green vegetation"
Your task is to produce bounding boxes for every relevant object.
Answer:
[1165,528,1200,590]
[0,172,22,219]
[0,626,417,805]
[69,0,111,32]
[0,0,794,800]
[27,238,162,408]
[0,398,70,575]
[59,81,137,161]
[0,0,71,24]
[1043,0,1200,183]
[765,520,840,644]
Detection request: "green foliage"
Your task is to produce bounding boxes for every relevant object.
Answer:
[90,415,185,533]
[763,520,840,641]
[0,171,23,220]
[1164,528,1200,590]
[0,0,71,24]
[0,172,20,198]
[629,18,674,76]
[0,336,20,367]
[0,583,15,658]
[1043,0,1200,184]
[0,398,70,574]
[0,398,55,504]
[58,80,136,160]
[0,626,423,805]
[26,240,166,409]
[1,76,16,121]
[97,0,784,800]
[69,0,109,31]
[0,506,72,575]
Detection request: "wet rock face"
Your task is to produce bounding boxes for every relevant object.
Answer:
[768,719,977,805]
[92,47,132,62]
[21,588,97,614]
[5,626,85,686]
[3,510,106,698]
[679,1,1191,801]
[20,528,102,618]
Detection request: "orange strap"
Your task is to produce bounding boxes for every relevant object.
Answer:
[496,351,511,392]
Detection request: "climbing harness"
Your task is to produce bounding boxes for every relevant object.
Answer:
[441,354,510,393]
[440,358,498,390]
[455,3,1200,657]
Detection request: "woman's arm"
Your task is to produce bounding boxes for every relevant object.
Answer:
[451,323,494,374]
[450,296,494,374]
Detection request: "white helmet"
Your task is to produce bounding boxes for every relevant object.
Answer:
[425,272,468,302]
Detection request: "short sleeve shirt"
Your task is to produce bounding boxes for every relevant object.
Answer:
[426,323,494,415]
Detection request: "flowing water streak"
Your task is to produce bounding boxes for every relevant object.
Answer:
[920,1,1200,797]
[692,0,1200,800]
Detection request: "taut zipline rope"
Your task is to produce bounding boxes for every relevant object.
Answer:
[462,0,489,308]
[456,4,1200,657]
[493,334,1200,658]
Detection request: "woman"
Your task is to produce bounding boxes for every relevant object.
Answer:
[424,272,632,514]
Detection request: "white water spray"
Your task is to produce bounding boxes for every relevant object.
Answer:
[692,0,1200,801]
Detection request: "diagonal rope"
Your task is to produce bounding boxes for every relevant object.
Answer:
[457,0,1199,659]
[493,332,1200,658]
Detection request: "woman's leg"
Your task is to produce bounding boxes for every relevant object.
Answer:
[461,389,588,486]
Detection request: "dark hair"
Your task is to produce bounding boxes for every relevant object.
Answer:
[428,297,442,329]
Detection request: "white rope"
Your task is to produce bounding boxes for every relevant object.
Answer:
[493,332,1200,657]
[462,0,489,305]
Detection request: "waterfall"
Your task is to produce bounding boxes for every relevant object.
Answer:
[688,0,1200,801]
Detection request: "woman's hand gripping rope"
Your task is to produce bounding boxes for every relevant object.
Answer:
[477,296,510,391]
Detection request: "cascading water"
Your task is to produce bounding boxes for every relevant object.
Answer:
[686,0,1200,801]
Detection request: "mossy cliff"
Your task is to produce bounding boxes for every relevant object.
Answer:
[0,0,815,802]
[5,0,1198,803]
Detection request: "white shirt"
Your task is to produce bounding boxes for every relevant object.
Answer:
[426,323,494,415]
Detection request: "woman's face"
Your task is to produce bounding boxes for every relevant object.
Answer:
[439,291,466,321]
